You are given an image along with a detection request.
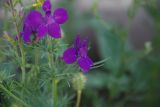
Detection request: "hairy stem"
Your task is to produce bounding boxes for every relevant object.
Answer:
[76,90,82,107]
[0,84,29,107]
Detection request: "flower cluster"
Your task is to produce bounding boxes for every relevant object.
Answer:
[21,0,93,72]
[22,0,68,43]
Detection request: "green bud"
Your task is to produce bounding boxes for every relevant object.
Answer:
[72,73,87,91]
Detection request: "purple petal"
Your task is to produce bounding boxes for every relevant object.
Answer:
[78,39,89,56]
[42,0,52,15]
[78,56,93,72]
[79,47,88,57]
[37,24,47,39]
[63,48,77,64]
[23,26,31,43]
[48,23,61,38]
[74,35,81,49]
[45,15,54,25]
[24,10,44,31]
[74,35,89,50]
[53,8,68,24]
[81,38,89,48]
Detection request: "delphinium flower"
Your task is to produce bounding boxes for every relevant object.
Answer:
[40,0,68,39]
[23,10,45,43]
[62,35,93,72]
[21,0,68,43]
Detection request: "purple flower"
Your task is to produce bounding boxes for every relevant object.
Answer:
[39,0,68,39]
[22,0,68,43]
[23,10,45,43]
[62,35,93,72]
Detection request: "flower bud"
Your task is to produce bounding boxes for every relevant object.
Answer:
[72,73,87,91]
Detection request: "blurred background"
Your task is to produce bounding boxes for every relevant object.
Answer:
[0,0,160,107]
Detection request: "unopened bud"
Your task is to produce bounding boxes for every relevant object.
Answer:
[72,73,87,91]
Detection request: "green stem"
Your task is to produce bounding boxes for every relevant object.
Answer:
[21,63,26,84]
[9,0,26,84]
[0,84,29,107]
[21,48,26,84]
[52,79,58,107]
[35,48,40,76]
[47,37,54,70]
[47,37,58,107]
[76,90,82,107]
[48,52,53,69]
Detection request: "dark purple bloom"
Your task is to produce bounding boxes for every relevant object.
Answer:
[62,35,93,72]
[39,0,68,39]
[23,10,45,43]
[22,0,68,43]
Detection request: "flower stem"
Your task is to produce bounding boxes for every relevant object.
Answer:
[21,47,26,84]
[76,90,82,107]
[0,84,29,107]
[47,37,58,107]
[52,79,58,107]
[9,0,26,84]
